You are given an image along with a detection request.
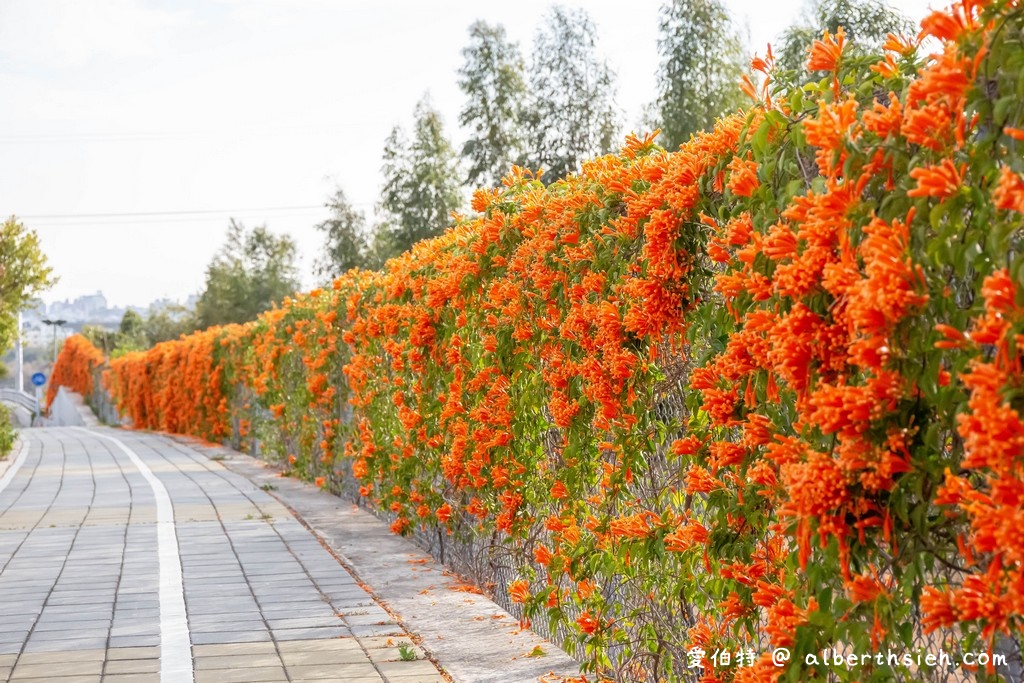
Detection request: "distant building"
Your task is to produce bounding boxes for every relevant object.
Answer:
[18,291,196,348]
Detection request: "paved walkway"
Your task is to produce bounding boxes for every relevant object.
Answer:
[0,428,445,682]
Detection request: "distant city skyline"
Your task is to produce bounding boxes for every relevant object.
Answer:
[41,289,198,312]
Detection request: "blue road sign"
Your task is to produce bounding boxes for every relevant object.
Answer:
[31,372,46,387]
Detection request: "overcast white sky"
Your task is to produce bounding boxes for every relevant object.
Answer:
[1,0,936,309]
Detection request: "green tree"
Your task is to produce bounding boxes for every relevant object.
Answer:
[0,217,55,453]
[458,21,528,188]
[114,309,147,355]
[80,325,116,356]
[314,188,368,282]
[524,6,620,181]
[365,228,398,272]
[0,217,56,356]
[373,96,463,262]
[776,0,912,72]
[195,220,299,328]
[144,305,196,345]
[653,0,746,150]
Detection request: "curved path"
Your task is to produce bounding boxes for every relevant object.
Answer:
[0,428,445,683]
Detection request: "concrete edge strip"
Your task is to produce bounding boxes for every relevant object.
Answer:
[0,438,29,497]
[81,428,193,683]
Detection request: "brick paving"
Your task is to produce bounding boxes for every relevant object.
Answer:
[0,428,446,682]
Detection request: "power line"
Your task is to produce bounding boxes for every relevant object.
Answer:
[0,124,367,144]
[20,205,324,220]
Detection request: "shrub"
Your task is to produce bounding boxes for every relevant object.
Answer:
[0,403,14,456]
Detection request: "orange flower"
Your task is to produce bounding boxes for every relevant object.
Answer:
[739,74,759,102]
[844,568,890,603]
[436,503,452,523]
[933,323,968,349]
[907,159,964,199]
[751,46,773,75]
[882,32,916,56]
[576,611,600,635]
[921,586,958,633]
[726,156,759,197]
[609,513,652,539]
[764,596,816,648]
[919,6,974,42]
[509,580,530,604]
[670,436,703,457]
[806,27,845,72]
[576,579,597,599]
[664,521,709,553]
[993,165,1024,213]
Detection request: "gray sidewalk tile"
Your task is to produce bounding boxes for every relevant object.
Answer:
[107,635,161,648]
[17,649,105,664]
[192,641,277,657]
[9,659,104,678]
[24,635,109,651]
[266,616,346,630]
[105,645,160,660]
[280,646,371,666]
[286,661,383,679]
[194,666,289,682]
[190,630,272,645]
[33,619,110,632]
[104,658,162,674]
[273,626,351,641]
[193,653,284,669]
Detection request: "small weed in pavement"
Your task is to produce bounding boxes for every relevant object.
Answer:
[398,644,417,661]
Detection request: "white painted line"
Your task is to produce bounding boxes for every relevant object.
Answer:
[0,438,29,497]
[82,428,193,683]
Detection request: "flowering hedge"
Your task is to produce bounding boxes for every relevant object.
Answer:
[54,1,1024,679]
[46,333,105,409]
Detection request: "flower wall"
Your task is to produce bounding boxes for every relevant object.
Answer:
[46,333,105,409]
[52,1,1024,679]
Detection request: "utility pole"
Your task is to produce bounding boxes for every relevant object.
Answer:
[15,311,24,393]
[42,318,67,365]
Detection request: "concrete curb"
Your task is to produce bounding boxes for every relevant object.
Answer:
[175,437,583,683]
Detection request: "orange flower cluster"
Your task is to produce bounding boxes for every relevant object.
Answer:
[105,325,247,440]
[46,334,105,408]
[926,270,1024,644]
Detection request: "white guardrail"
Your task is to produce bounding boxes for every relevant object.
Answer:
[0,388,39,414]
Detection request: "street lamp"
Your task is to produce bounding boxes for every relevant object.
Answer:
[41,319,67,365]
